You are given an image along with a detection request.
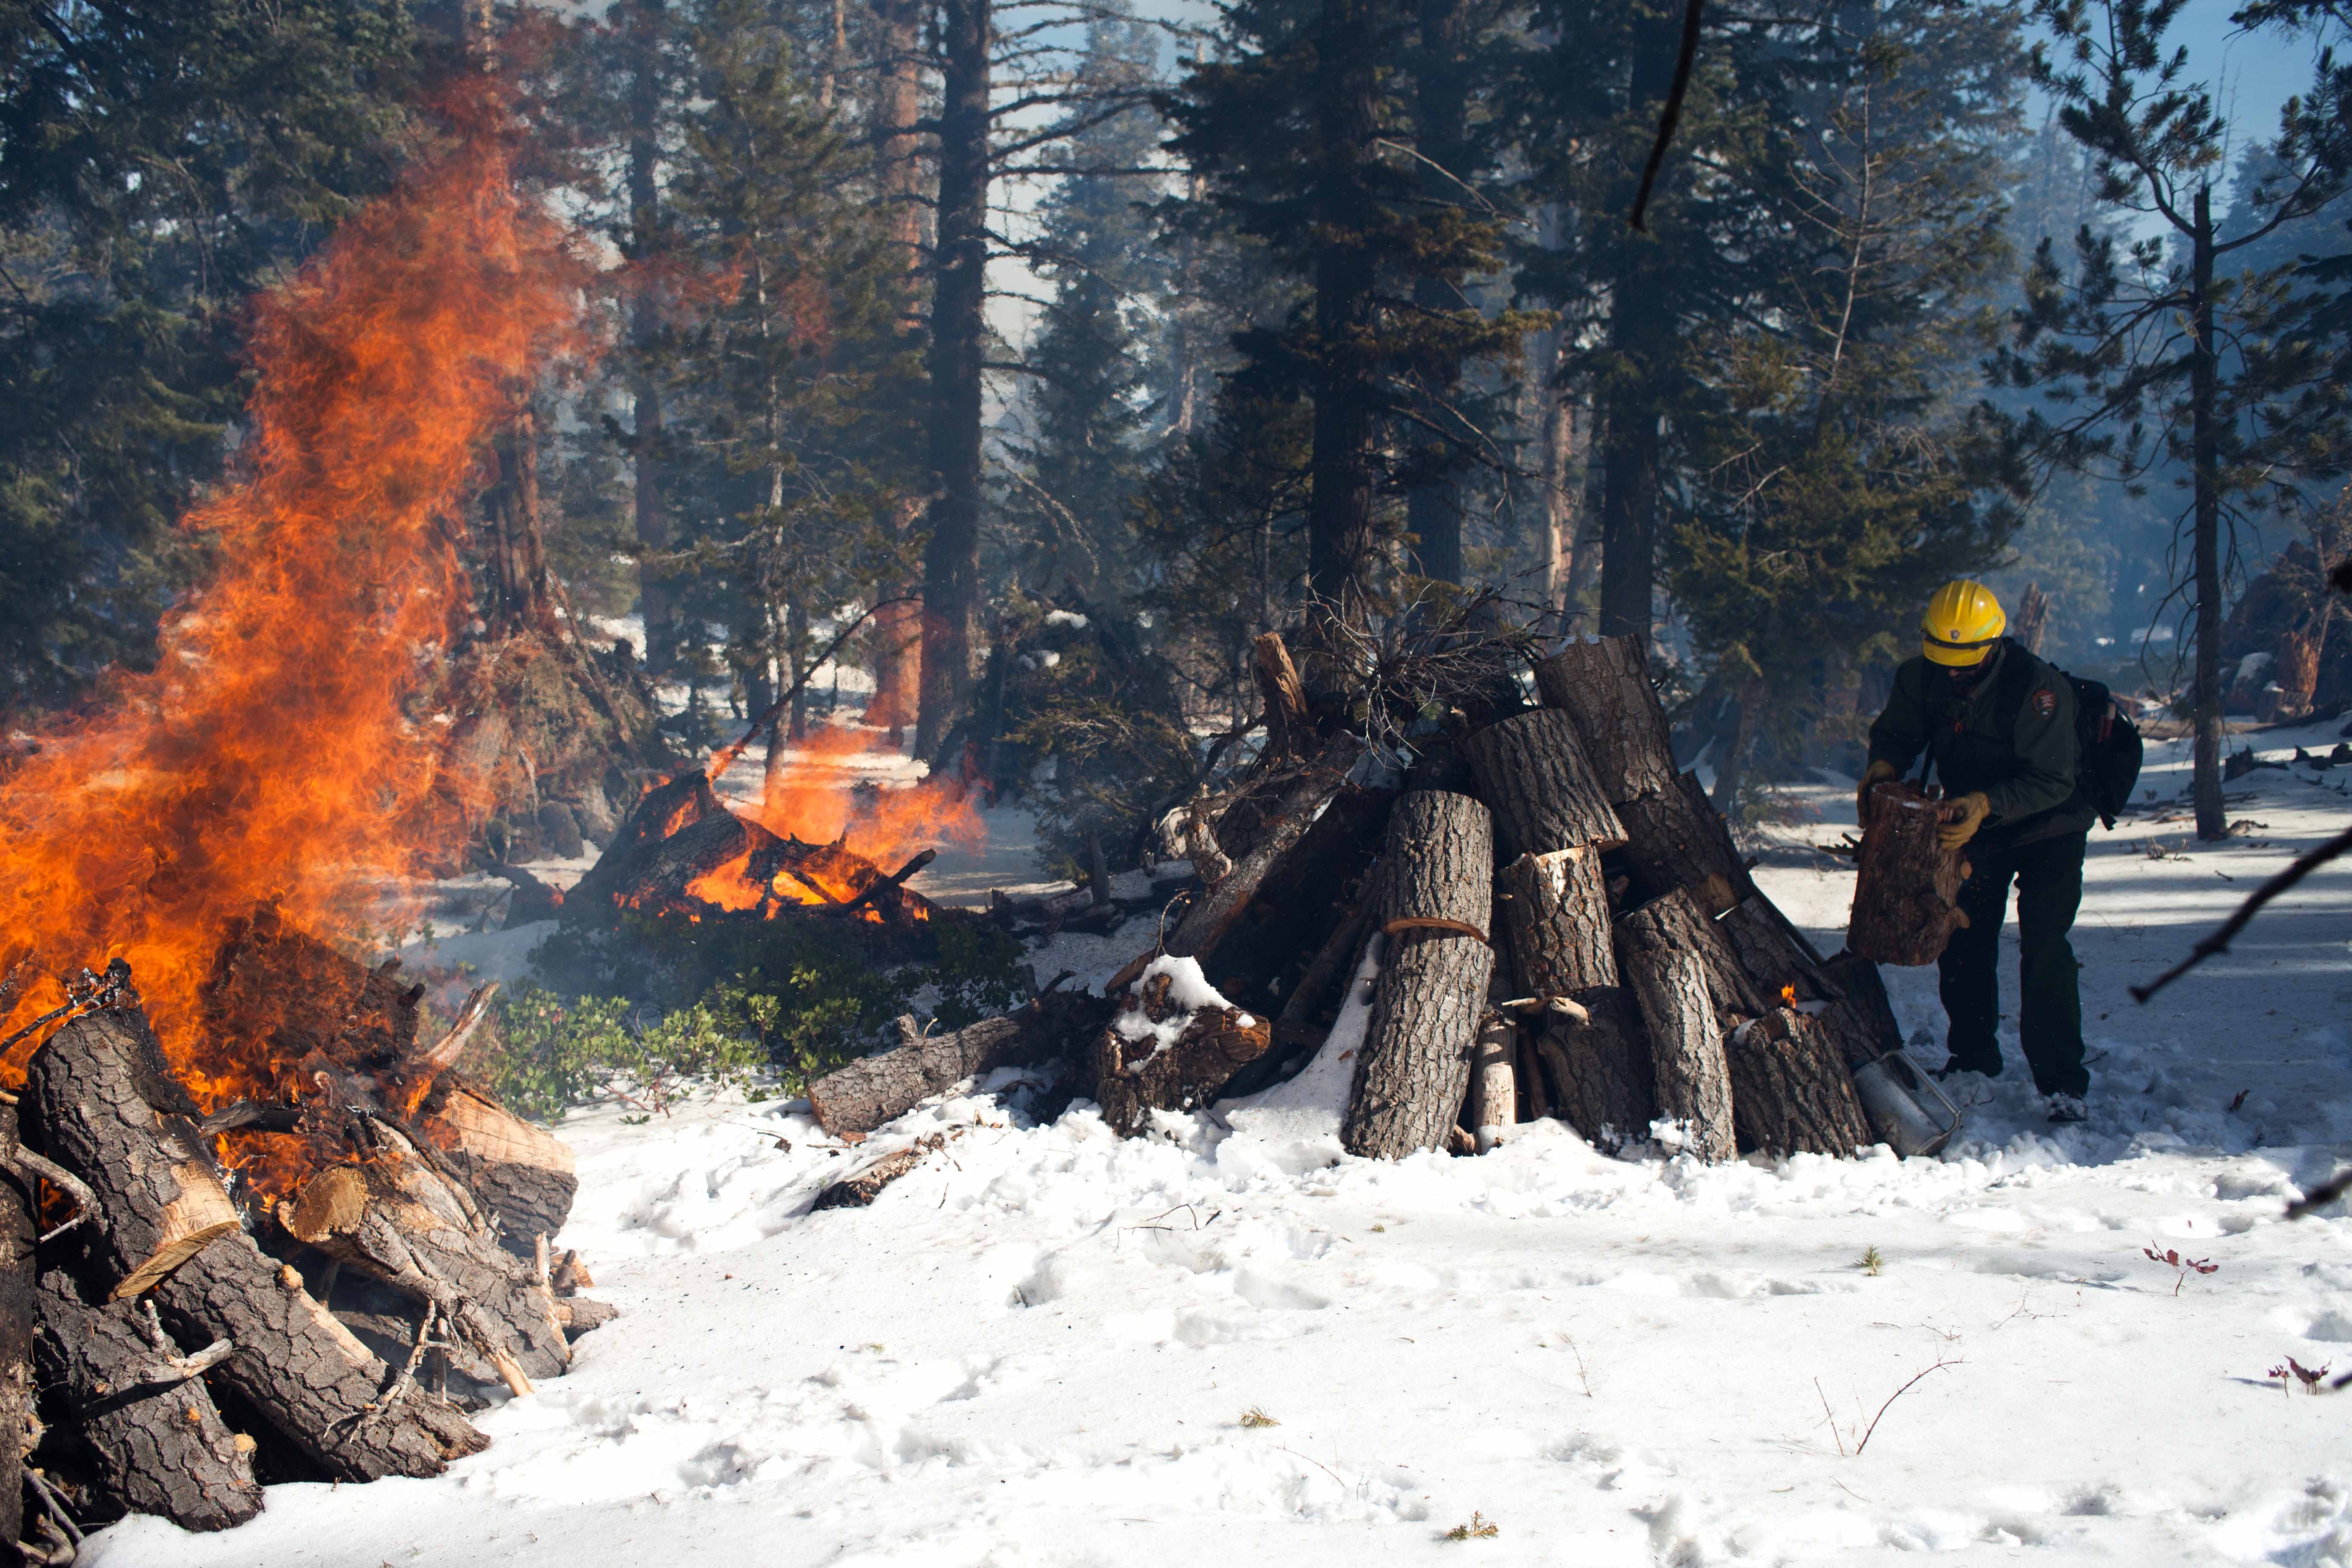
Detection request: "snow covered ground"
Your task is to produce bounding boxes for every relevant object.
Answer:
[92,716,2352,1567]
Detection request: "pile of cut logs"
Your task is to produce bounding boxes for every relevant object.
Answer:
[801,632,1914,1170]
[0,907,610,1554]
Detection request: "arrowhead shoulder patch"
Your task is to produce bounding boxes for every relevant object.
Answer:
[2031,687,2057,718]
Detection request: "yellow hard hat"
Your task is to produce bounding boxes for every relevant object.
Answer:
[1921,580,2005,667]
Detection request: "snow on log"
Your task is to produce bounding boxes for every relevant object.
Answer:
[1620,944,1736,1163]
[807,991,1112,1137]
[1531,636,1679,804]
[1460,708,1627,858]
[33,1266,262,1531]
[1529,988,1656,1154]
[1847,781,1969,966]
[1494,846,1617,998]
[25,1004,485,1480]
[813,1132,948,1210]
[1343,792,1497,1159]
[1094,958,1274,1137]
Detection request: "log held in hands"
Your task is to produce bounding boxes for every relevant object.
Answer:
[1847,781,1968,966]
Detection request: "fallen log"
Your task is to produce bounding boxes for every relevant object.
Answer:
[1847,782,1968,966]
[1722,1009,1873,1158]
[1095,959,1274,1137]
[1531,637,1679,804]
[25,1003,485,1480]
[812,1133,945,1210]
[806,991,1113,1137]
[1529,988,1656,1153]
[1460,708,1627,859]
[1344,792,1497,1159]
[33,1267,261,1531]
[1494,846,1617,998]
[1620,945,1736,1163]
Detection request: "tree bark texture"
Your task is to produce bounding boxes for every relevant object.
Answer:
[1460,709,1627,859]
[1813,951,1905,1073]
[1531,987,1655,1153]
[1344,792,1497,1158]
[1615,768,1748,916]
[1531,636,1679,805]
[807,992,1112,1137]
[1847,782,1967,966]
[34,1267,262,1531]
[1494,847,1616,998]
[0,1105,30,1545]
[1616,888,1770,1022]
[25,1006,485,1480]
[1094,973,1273,1138]
[1207,780,1392,1026]
[1722,1009,1873,1158]
[917,0,992,758]
[1252,632,1313,762]
[1620,947,1736,1163]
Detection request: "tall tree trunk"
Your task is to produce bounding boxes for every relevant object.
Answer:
[2189,184,2227,841]
[1709,675,1763,816]
[918,0,991,760]
[1593,18,1682,650]
[867,0,927,736]
[487,397,555,636]
[629,0,674,677]
[1305,0,1383,621]
[1534,328,1582,629]
[1402,0,1468,586]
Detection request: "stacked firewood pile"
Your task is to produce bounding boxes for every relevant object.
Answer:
[0,909,611,1552]
[802,629,1914,1169]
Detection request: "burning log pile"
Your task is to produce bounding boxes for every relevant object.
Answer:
[0,921,610,1545]
[804,630,1916,1167]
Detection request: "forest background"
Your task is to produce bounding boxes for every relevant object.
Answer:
[6,0,2352,865]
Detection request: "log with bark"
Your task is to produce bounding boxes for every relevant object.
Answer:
[1527,989,1656,1153]
[806,991,1113,1138]
[1494,846,1616,998]
[1812,950,1907,1072]
[413,1073,577,1261]
[1343,792,1498,1159]
[1095,962,1274,1138]
[25,1003,486,1480]
[1163,735,1357,963]
[0,1104,34,1547]
[1847,782,1968,966]
[1460,708,1627,859]
[1721,1008,1873,1158]
[1619,944,1736,1163]
[1531,636,1679,804]
[32,1267,261,1531]
[1615,769,1749,916]
[813,1133,947,1210]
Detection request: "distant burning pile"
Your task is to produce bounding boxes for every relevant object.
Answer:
[0,104,580,1195]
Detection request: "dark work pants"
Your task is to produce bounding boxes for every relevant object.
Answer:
[1937,831,2089,1097]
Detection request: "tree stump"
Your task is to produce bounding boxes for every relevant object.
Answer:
[1344,792,1497,1159]
[1095,962,1273,1137]
[1460,708,1627,858]
[25,1005,485,1480]
[1722,1009,1873,1157]
[1494,846,1617,998]
[1848,782,1967,966]
[33,1267,262,1531]
[1616,769,1748,915]
[1620,946,1736,1163]
[1531,636,1679,804]
[1530,987,1656,1153]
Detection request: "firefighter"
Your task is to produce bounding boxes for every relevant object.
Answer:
[1859,580,2095,1124]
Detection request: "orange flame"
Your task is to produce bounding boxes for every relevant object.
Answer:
[0,100,581,1118]
[1780,984,1799,1008]
[752,724,983,870]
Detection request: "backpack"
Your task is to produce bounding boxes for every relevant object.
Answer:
[1995,647,2143,830]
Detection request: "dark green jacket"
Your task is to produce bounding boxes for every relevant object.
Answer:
[1866,639,2095,850]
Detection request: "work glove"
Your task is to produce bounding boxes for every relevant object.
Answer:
[1856,759,1898,823]
[1938,791,1990,852]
